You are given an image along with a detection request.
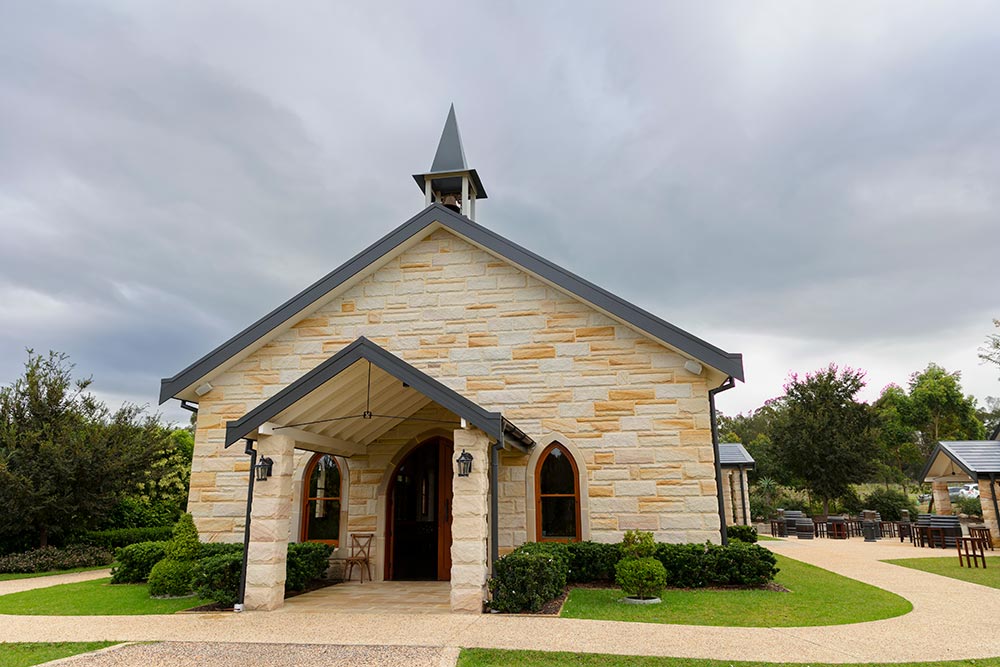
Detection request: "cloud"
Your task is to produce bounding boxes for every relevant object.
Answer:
[1,1,999,423]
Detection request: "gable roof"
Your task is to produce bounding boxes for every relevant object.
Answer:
[719,443,755,468]
[920,440,1000,481]
[161,203,744,403]
[225,336,533,449]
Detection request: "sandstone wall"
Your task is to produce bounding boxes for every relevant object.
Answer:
[189,227,721,547]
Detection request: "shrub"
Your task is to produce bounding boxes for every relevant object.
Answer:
[566,541,620,583]
[111,541,168,584]
[619,530,656,559]
[488,550,566,613]
[514,541,570,572]
[727,525,758,543]
[193,552,242,606]
[76,527,174,550]
[199,542,243,558]
[0,545,113,574]
[285,542,333,591]
[654,541,778,588]
[615,556,667,600]
[147,558,195,597]
[655,543,711,588]
[165,514,200,561]
[862,488,918,522]
[955,496,983,517]
[100,496,180,529]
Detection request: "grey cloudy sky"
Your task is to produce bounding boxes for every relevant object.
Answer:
[2,1,999,425]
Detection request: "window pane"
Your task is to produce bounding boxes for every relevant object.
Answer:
[309,455,340,498]
[541,497,576,538]
[306,499,340,541]
[540,448,574,495]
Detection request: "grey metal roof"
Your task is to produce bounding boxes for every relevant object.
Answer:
[224,336,534,449]
[719,443,755,468]
[412,105,487,199]
[920,440,1000,481]
[161,203,744,404]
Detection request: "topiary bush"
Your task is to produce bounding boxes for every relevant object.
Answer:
[615,556,667,600]
[285,542,333,591]
[111,541,168,584]
[862,488,918,522]
[619,530,657,559]
[0,545,113,574]
[146,513,199,597]
[147,558,195,597]
[193,552,242,605]
[76,527,174,550]
[566,541,620,583]
[655,543,711,588]
[727,525,758,543]
[488,549,567,613]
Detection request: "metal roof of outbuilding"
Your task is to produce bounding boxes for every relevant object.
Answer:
[920,440,1000,481]
[719,443,755,468]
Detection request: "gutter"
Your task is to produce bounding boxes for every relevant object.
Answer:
[738,464,749,527]
[490,424,505,573]
[708,376,736,545]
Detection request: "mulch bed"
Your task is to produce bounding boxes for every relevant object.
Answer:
[182,578,342,613]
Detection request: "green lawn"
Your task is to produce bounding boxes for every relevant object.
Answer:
[458,649,1000,667]
[0,642,117,667]
[0,566,108,582]
[0,578,209,615]
[756,535,781,541]
[560,554,911,626]
[885,556,1000,589]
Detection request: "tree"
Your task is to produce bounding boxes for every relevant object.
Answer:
[769,364,878,514]
[980,319,1000,379]
[0,351,166,547]
[718,402,792,485]
[977,397,1000,438]
[905,363,985,456]
[872,384,924,489]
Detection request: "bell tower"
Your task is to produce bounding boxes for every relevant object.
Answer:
[413,104,487,220]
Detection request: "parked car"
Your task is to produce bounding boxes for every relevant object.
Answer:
[958,483,980,499]
[917,493,932,503]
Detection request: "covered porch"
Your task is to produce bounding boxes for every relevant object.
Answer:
[921,440,1000,545]
[223,337,533,612]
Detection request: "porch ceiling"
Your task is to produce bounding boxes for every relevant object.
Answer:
[270,359,454,446]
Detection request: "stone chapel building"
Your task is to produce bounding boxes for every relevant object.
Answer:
[160,107,746,612]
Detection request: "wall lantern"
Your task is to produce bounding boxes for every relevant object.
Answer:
[456,449,474,477]
[255,456,274,481]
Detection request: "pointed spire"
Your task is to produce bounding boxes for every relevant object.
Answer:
[430,104,468,173]
[413,105,487,218]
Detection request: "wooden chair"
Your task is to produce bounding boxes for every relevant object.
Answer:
[970,526,994,551]
[927,526,946,549]
[828,518,848,540]
[957,536,987,568]
[342,533,374,583]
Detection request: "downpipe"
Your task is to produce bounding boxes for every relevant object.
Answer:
[234,438,257,613]
[709,376,736,545]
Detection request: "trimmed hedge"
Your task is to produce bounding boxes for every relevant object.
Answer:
[488,549,566,613]
[566,541,620,583]
[111,541,168,584]
[193,552,242,605]
[655,541,778,588]
[76,527,174,550]
[0,545,113,574]
[285,542,334,591]
[727,525,758,543]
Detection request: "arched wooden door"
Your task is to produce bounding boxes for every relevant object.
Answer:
[385,437,453,580]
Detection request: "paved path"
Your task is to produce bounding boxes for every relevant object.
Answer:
[0,568,110,595]
[3,540,999,664]
[45,642,457,667]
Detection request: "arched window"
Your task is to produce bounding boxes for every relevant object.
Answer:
[302,454,342,545]
[535,443,581,542]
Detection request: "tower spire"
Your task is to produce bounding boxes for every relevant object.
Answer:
[413,105,487,220]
